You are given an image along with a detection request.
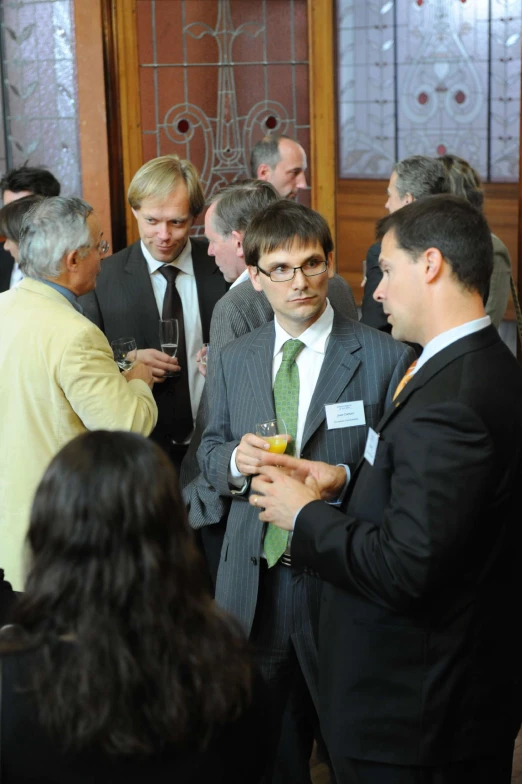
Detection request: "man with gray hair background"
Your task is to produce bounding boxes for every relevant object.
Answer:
[251,133,308,200]
[361,155,451,332]
[0,196,157,592]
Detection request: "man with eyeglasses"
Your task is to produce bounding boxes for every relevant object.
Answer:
[0,196,157,593]
[198,200,415,782]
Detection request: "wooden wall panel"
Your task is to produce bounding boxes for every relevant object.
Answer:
[336,179,519,320]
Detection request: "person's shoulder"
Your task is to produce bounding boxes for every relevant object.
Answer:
[334,314,410,356]
[220,318,273,357]
[98,242,141,278]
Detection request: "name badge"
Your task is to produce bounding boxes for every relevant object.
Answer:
[325,400,366,430]
[364,427,379,466]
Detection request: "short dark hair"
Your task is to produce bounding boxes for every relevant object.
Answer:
[393,156,451,200]
[243,200,334,267]
[208,179,279,237]
[377,194,493,296]
[0,194,44,242]
[250,133,291,177]
[2,431,252,756]
[0,166,60,198]
[439,154,485,211]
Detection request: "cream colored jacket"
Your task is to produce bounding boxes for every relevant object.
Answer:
[0,278,158,589]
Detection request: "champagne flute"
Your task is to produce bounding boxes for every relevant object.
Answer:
[111,337,137,371]
[255,418,288,454]
[159,319,178,377]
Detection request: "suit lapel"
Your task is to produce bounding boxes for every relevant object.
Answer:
[301,316,362,450]
[121,242,161,349]
[376,325,501,433]
[245,325,276,425]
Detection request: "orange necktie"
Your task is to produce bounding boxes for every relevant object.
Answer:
[392,360,418,401]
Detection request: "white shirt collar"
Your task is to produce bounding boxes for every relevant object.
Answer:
[273,300,334,358]
[230,267,250,289]
[415,316,491,373]
[141,239,194,276]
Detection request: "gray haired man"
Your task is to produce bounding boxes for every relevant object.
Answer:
[0,197,156,590]
[250,133,307,199]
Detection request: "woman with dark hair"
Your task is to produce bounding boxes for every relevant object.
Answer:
[0,431,266,782]
[439,153,512,327]
[0,193,44,263]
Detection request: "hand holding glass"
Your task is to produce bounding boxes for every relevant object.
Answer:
[111,337,137,371]
[255,419,288,454]
[159,319,178,377]
[200,343,210,366]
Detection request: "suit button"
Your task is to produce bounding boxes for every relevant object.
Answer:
[250,557,258,566]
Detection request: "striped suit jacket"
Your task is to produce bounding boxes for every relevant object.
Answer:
[180,272,358,492]
[197,313,415,635]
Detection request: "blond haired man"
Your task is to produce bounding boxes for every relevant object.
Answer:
[81,155,228,468]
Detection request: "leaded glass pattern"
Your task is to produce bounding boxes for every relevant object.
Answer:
[0,0,81,195]
[136,0,310,232]
[337,0,522,182]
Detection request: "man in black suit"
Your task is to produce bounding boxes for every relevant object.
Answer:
[81,155,227,469]
[250,194,522,783]
[0,165,61,292]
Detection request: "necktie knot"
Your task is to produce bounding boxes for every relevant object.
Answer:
[159,264,179,283]
[281,339,304,364]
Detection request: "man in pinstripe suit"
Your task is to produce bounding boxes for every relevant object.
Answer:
[198,201,415,780]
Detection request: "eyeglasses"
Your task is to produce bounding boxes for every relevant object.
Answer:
[98,239,110,255]
[256,259,328,283]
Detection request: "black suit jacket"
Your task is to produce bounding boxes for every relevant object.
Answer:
[80,238,227,448]
[0,243,14,293]
[293,326,522,766]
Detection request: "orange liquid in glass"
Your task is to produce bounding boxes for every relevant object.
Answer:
[265,436,287,454]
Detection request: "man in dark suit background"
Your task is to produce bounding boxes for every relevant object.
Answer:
[81,155,227,469]
[252,195,522,783]
[198,200,414,780]
[0,165,61,293]
[360,155,450,332]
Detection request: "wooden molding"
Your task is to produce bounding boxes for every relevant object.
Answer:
[308,0,337,253]
[74,0,112,247]
[113,0,142,245]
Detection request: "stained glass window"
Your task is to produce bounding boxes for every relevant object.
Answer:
[337,0,521,181]
[0,0,81,195]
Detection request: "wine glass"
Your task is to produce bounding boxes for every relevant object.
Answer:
[255,418,288,454]
[159,319,178,377]
[111,337,137,371]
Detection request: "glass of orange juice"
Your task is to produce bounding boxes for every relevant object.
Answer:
[256,419,288,454]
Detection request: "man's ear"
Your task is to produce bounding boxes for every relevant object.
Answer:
[326,251,334,279]
[404,193,414,205]
[248,263,263,292]
[256,163,271,181]
[424,247,444,283]
[232,230,244,258]
[131,207,138,221]
[63,248,80,273]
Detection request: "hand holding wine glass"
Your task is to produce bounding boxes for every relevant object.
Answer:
[111,337,137,371]
[159,319,178,377]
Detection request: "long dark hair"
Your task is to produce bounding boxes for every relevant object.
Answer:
[1,431,251,755]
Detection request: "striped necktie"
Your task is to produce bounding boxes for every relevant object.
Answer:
[392,360,418,401]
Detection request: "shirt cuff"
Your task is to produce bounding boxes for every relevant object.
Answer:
[228,447,248,492]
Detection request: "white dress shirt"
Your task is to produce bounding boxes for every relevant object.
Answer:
[9,262,23,289]
[230,267,250,289]
[413,316,491,375]
[141,239,204,440]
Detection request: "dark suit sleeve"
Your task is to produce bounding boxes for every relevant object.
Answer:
[197,350,241,497]
[327,275,358,321]
[80,290,104,331]
[360,242,390,333]
[292,402,495,613]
